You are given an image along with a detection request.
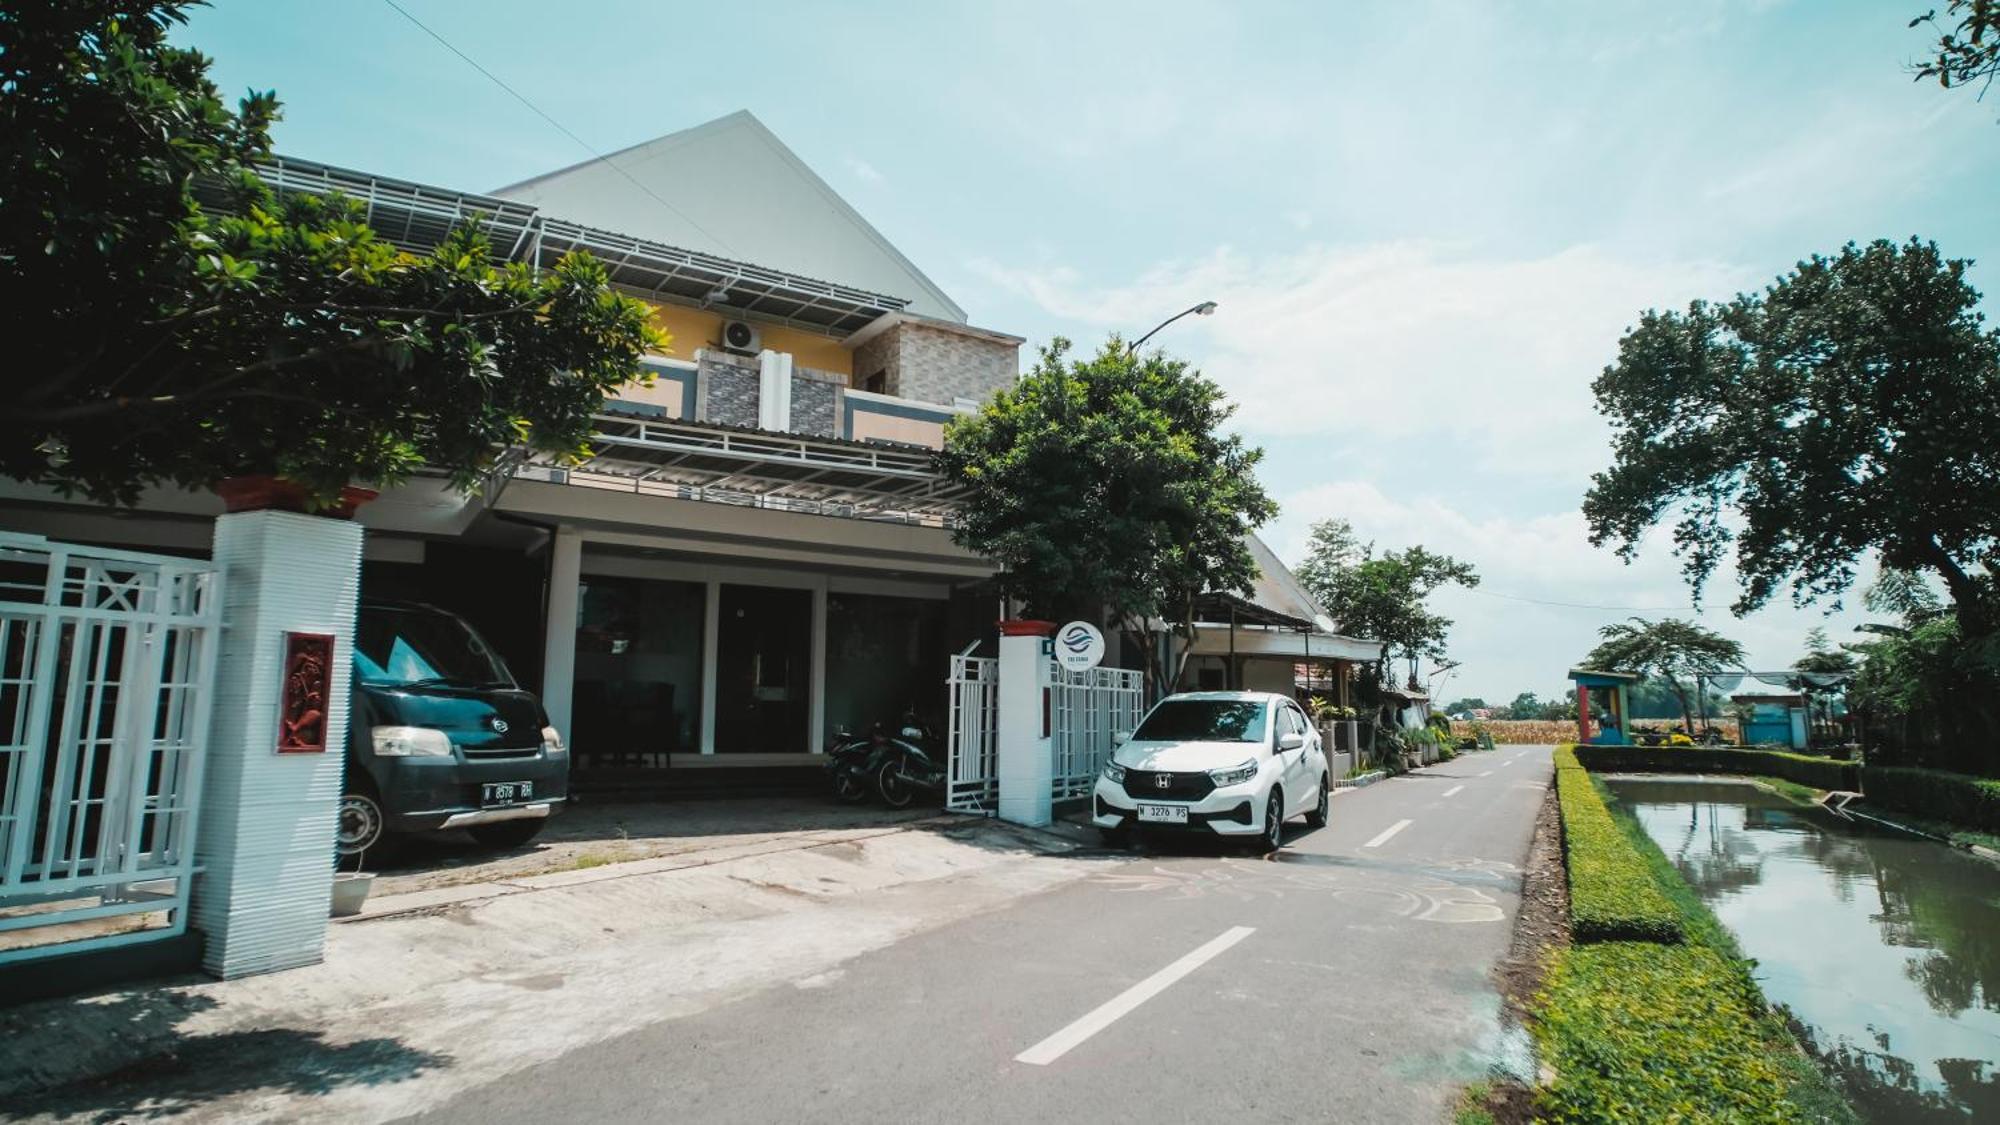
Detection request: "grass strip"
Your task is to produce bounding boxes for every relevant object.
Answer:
[1554,760,1682,943]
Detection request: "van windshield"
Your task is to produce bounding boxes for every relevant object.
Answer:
[1131,699,1269,743]
[355,607,513,689]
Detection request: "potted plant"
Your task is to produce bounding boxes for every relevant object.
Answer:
[329,851,375,918]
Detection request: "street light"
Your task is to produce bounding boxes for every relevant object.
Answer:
[1128,301,1217,354]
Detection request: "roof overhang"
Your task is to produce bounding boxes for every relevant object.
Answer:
[518,413,967,527]
[1186,623,1383,663]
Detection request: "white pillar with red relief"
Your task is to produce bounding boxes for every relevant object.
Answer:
[996,619,1056,827]
[191,508,363,978]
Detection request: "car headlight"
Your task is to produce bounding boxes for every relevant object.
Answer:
[1101,761,1126,783]
[372,725,452,757]
[1208,758,1259,786]
[541,725,567,755]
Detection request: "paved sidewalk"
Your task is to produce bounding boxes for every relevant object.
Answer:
[2,812,1108,1122]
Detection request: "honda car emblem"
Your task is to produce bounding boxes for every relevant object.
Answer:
[1154,773,1171,789]
[489,717,509,734]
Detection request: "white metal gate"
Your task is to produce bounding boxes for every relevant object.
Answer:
[944,652,998,812]
[0,533,221,963]
[1051,663,1145,801]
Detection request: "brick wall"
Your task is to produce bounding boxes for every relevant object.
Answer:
[850,322,1018,407]
[892,322,1017,407]
[700,354,760,428]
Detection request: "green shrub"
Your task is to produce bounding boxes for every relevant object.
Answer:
[1556,765,1683,944]
[1554,743,1583,771]
[1860,766,2000,835]
[1536,942,1800,1123]
[1571,746,1857,792]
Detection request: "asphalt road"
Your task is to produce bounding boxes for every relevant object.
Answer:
[409,746,1553,1125]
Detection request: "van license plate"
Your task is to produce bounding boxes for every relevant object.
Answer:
[482,782,533,805]
[1137,804,1188,824]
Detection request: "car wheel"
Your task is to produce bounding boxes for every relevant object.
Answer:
[1306,774,1330,828]
[337,784,393,866]
[468,819,546,849]
[1257,790,1284,854]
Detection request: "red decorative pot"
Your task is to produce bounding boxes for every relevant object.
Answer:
[213,475,310,514]
[212,477,379,519]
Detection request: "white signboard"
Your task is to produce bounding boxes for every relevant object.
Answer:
[1055,621,1106,672]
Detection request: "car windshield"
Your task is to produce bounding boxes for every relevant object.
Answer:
[355,607,513,689]
[1131,699,1269,743]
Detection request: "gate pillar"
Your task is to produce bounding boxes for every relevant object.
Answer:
[191,510,362,978]
[996,619,1056,827]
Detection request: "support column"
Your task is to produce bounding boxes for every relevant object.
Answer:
[808,583,827,755]
[996,619,1056,827]
[540,526,582,743]
[191,510,362,979]
[700,580,720,754]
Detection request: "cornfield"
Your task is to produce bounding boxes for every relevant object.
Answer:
[1452,720,1575,744]
[1450,719,1743,745]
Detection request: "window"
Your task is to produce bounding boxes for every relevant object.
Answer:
[1133,699,1269,743]
[863,370,887,394]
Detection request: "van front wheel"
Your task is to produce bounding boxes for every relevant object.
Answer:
[337,785,393,865]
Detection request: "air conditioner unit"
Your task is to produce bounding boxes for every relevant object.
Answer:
[720,320,761,353]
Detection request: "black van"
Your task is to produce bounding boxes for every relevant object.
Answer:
[339,601,569,861]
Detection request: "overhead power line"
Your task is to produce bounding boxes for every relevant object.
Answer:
[380,0,737,256]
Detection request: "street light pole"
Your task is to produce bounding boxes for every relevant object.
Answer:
[1128,301,1217,354]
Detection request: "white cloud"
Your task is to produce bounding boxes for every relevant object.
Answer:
[843,156,884,184]
[1269,479,1876,703]
[973,240,1748,483]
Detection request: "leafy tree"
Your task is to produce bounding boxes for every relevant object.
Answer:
[1582,618,1746,731]
[1442,696,1488,714]
[1911,3,2000,98]
[937,337,1276,697]
[1293,518,1479,687]
[1506,691,1544,720]
[2,1,660,504]
[1794,627,1860,675]
[1585,239,2000,634]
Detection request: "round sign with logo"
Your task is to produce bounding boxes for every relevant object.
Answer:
[1055,621,1106,672]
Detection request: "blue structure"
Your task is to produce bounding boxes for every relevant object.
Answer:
[1567,668,1641,745]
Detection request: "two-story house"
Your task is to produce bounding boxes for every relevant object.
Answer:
[0,111,1023,790]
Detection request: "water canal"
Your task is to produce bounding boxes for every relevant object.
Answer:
[1604,777,2000,1122]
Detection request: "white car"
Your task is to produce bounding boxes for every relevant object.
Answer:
[1091,691,1330,852]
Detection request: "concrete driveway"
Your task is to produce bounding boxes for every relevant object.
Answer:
[365,797,939,898]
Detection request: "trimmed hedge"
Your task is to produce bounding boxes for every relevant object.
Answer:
[1536,942,1799,1123]
[1555,762,1683,944]
[1571,745,1858,792]
[1861,766,2000,836]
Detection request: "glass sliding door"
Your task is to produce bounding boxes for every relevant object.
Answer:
[824,593,948,741]
[713,584,813,753]
[572,576,704,769]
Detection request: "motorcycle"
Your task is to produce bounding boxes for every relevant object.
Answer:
[824,725,876,803]
[869,710,945,810]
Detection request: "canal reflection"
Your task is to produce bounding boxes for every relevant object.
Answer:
[1605,778,2000,1122]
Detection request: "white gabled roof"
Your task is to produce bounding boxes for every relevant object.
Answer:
[493,110,966,323]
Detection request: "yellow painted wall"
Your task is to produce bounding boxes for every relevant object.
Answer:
[641,301,852,377]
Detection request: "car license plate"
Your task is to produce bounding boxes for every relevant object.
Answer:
[482,781,533,805]
[1136,804,1188,824]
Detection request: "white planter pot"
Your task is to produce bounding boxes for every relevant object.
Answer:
[330,872,375,918]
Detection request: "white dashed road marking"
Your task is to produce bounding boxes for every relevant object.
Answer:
[1442,785,1465,798]
[1015,926,1257,1066]
[1364,819,1413,849]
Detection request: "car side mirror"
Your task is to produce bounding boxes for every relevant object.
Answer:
[1278,731,1306,751]
[1111,730,1131,746]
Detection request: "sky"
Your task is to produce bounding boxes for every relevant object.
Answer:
[180,1,2000,704]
